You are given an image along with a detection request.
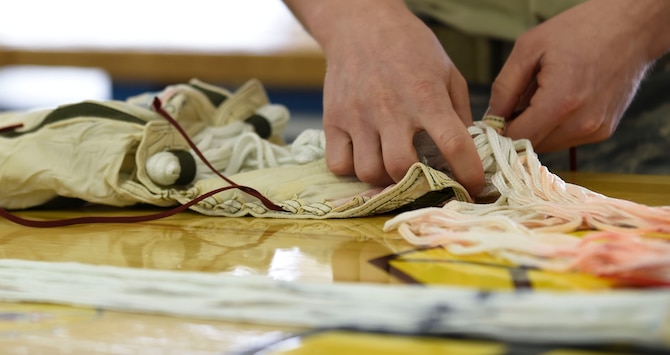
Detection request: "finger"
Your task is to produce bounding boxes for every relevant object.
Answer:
[504,78,576,149]
[426,113,485,196]
[414,81,484,195]
[534,113,607,152]
[350,129,393,186]
[534,126,581,153]
[380,127,419,183]
[448,73,473,126]
[325,127,355,177]
[488,41,541,119]
[512,77,538,119]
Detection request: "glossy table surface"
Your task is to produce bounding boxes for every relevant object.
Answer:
[1,172,669,354]
[0,0,326,88]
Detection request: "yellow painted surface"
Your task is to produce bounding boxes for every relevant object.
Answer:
[255,330,637,355]
[0,172,669,353]
[389,248,614,291]
[268,331,507,355]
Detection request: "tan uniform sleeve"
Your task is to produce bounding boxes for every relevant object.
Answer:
[405,0,586,40]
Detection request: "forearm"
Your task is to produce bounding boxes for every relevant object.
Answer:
[283,0,413,55]
[642,0,670,60]
[584,0,670,61]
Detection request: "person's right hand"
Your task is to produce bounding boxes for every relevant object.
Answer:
[284,0,485,196]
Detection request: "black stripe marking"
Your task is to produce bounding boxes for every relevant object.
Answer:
[1,102,146,138]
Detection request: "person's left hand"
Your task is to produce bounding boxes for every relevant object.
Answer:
[488,0,669,152]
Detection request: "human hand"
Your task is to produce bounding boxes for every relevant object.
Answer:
[285,0,484,194]
[488,0,670,152]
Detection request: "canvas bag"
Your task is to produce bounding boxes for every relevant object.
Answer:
[0,79,470,218]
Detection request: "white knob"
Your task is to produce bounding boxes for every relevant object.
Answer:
[146,151,182,186]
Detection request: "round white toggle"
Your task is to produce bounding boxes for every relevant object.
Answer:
[146,151,182,186]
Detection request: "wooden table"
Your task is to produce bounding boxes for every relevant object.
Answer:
[0,172,668,354]
[0,0,326,88]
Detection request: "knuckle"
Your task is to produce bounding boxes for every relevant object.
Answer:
[514,31,536,51]
[349,95,367,115]
[490,80,511,99]
[590,131,611,143]
[376,91,398,114]
[437,132,472,156]
[412,79,449,116]
[326,154,354,176]
[412,78,435,93]
[576,117,613,143]
[576,119,602,136]
[365,89,400,124]
[552,93,584,118]
[424,131,475,167]
[450,73,469,91]
[322,105,344,125]
[386,158,413,182]
[412,79,442,102]
[356,166,391,186]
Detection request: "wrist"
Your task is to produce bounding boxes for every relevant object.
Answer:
[645,1,670,60]
[284,0,413,55]
[606,0,670,61]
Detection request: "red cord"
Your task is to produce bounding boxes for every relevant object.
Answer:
[0,185,242,228]
[604,273,670,288]
[0,123,23,133]
[150,98,282,211]
[569,147,577,172]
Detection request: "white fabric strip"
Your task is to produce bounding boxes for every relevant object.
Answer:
[0,259,668,346]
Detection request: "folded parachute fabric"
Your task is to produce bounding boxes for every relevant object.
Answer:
[0,78,468,217]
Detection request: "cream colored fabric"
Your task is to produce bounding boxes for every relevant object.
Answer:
[0,78,274,210]
[405,0,586,40]
[0,105,178,209]
[176,159,468,218]
[0,79,468,217]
